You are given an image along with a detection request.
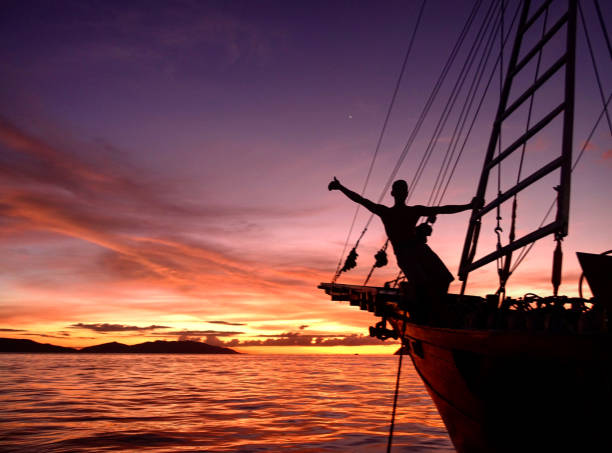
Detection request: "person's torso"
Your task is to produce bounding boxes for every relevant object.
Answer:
[379,205,421,249]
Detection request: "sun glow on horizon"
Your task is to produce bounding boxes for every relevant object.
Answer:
[235,344,400,355]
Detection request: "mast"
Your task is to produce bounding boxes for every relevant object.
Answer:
[458,0,577,294]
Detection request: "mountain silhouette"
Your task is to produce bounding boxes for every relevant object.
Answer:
[81,340,239,354]
[79,341,132,353]
[0,338,239,354]
[0,338,76,353]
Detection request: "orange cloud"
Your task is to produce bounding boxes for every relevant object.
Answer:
[220,332,392,347]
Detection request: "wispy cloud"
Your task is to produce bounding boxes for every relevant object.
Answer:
[0,119,330,306]
[27,2,277,72]
[155,330,243,337]
[206,331,394,347]
[70,323,169,332]
[207,320,247,326]
[18,332,96,340]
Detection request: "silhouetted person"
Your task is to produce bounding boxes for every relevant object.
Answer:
[329,177,479,302]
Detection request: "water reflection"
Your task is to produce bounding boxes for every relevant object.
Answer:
[0,354,452,452]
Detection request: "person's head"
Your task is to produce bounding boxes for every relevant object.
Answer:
[391,180,408,203]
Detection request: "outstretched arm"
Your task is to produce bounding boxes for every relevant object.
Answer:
[328,177,382,215]
[422,196,483,215]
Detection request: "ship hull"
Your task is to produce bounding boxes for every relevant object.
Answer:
[318,282,611,451]
[396,321,611,452]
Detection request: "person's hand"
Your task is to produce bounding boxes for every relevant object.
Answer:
[328,177,341,191]
[471,196,484,209]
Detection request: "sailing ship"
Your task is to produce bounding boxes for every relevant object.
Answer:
[320,0,611,451]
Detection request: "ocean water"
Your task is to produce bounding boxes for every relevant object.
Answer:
[0,354,453,452]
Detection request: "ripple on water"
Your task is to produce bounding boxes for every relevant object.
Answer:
[0,354,453,452]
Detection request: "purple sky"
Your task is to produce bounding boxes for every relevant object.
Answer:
[0,0,610,351]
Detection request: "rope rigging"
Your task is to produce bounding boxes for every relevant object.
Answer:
[510,91,612,275]
[408,0,500,203]
[386,312,409,453]
[366,0,522,285]
[496,4,549,294]
[433,0,524,207]
[494,0,505,283]
[457,0,582,295]
[363,240,389,286]
[376,0,485,207]
[578,0,612,137]
[335,0,487,282]
[498,0,612,289]
[333,0,611,291]
[332,0,427,282]
[427,0,513,207]
[338,0,525,286]
[593,0,612,60]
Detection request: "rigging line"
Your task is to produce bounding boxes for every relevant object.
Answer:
[579,0,612,137]
[593,0,612,60]
[516,7,549,185]
[331,0,428,279]
[386,347,403,453]
[430,3,506,206]
[495,0,505,275]
[410,0,499,201]
[370,0,499,291]
[428,0,509,206]
[363,239,389,286]
[408,0,499,203]
[433,0,521,207]
[378,0,485,205]
[409,0,499,201]
[437,0,523,204]
[498,5,549,291]
[356,0,484,237]
[363,0,428,195]
[386,314,409,453]
[332,214,357,279]
[510,91,612,274]
[572,91,612,170]
[428,5,503,206]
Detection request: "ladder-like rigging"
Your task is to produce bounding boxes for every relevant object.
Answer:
[458,0,578,296]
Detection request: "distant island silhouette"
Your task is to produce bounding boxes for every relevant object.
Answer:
[0,338,240,354]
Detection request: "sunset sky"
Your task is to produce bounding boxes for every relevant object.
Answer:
[1,0,610,354]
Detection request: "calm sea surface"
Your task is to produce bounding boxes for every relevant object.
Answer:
[0,354,453,452]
